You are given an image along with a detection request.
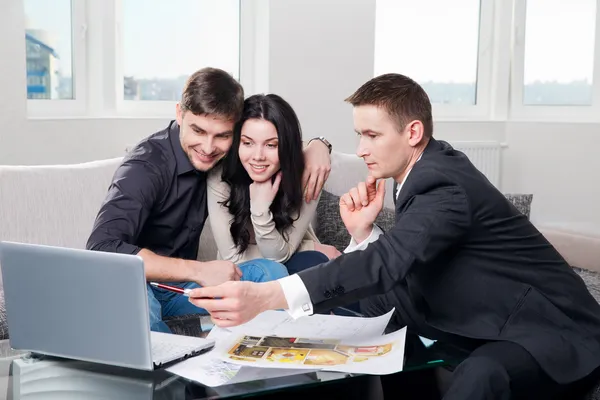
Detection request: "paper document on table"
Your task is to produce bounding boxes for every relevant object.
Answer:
[220,326,406,375]
[166,319,316,387]
[166,308,401,385]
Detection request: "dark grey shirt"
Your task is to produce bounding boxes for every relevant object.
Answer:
[86,120,208,260]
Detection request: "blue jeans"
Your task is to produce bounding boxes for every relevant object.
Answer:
[147,259,289,333]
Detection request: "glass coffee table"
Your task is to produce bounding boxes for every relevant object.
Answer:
[0,337,462,399]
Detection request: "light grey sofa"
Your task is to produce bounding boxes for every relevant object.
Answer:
[1,151,599,312]
[1,152,600,396]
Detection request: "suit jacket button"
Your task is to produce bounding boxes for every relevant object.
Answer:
[324,290,332,298]
[336,286,345,294]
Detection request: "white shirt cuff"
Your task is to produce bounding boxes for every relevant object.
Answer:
[343,224,384,253]
[278,274,313,319]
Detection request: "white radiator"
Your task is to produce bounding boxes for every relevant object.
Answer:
[450,141,503,188]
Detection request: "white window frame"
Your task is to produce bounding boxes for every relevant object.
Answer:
[238,0,270,97]
[424,0,496,121]
[509,0,600,122]
[26,0,600,123]
[26,0,88,118]
[113,0,251,118]
[26,0,252,119]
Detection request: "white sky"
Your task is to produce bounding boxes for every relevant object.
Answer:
[375,0,596,84]
[24,0,597,84]
[121,0,239,79]
[24,0,240,80]
[523,0,596,84]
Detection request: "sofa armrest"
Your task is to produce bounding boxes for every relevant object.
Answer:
[539,227,600,273]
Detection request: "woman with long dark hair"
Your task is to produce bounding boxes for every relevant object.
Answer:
[207,94,340,273]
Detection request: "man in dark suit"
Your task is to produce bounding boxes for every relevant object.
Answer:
[188,73,600,398]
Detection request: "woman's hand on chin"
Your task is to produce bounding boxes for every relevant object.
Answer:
[250,172,282,206]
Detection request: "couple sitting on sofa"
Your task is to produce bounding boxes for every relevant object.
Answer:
[86,67,339,333]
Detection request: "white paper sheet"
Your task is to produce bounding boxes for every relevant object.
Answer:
[219,326,406,375]
[166,352,315,387]
[167,309,401,386]
[223,309,394,340]
[166,317,318,387]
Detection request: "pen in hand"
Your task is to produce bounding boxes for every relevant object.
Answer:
[149,282,192,297]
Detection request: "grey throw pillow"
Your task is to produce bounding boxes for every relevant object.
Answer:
[0,287,7,340]
[504,193,533,219]
[315,190,395,252]
[315,191,534,252]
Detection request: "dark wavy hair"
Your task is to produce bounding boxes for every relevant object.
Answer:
[221,94,305,254]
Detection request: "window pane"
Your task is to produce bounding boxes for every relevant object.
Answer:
[375,0,481,105]
[24,0,73,100]
[122,0,240,101]
[523,0,596,105]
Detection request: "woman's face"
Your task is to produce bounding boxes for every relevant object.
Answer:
[238,118,281,183]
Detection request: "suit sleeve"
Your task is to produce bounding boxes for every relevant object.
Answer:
[297,173,471,312]
[86,158,162,254]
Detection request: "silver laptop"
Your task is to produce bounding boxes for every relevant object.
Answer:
[0,241,215,371]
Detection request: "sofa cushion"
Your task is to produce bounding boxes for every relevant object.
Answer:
[0,159,123,250]
[572,267,600,304]
[315,190,395,252]
[0,159,124,285]
[539,228,600,274]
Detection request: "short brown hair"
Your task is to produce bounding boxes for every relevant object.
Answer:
[345,73,433,138]
[180,67,244,121]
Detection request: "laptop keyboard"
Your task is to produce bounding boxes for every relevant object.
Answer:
[151,341,199,362]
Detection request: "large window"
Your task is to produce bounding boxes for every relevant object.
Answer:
[375,0,485,107]
[24,0,243,117]
[23,0,74,100]
[375,0,600,121]
[23,0,600,122]
[121,0,240,102]
[510,0,600,120]
[522,0,596,106]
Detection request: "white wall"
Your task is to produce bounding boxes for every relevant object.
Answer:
[502,123,600,235]
[0,0,597,233]
[267,0,508,153]
[0,0,169,165]
[268,0,376,151]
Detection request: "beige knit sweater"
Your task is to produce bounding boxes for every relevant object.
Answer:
[206,167,320,264]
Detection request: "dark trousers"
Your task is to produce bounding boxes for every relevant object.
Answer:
[445,341,567,399]
[361,294,600,400]
[285,250,363,315]
[445,340,600,400]
[284,250,329,274]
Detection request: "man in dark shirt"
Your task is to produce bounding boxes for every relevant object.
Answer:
[87,67,332,333]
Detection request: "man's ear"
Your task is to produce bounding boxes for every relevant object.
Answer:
[407,120,425,147]
[176,103,183,126]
